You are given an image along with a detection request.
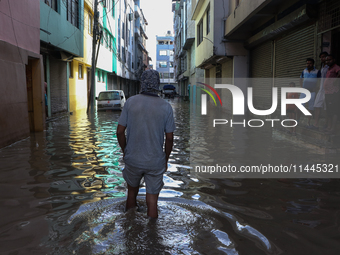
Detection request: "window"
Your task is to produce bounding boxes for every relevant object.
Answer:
[105,31,108,48]
[206,6,210,35]
[169,62,174,67]
[128,52,131,69]
[122,47,126,63]
[170,41,174,45]
[88,13,93,35]
[159,61,167,68]
[78,64,83,79]
[98,70,101,81]
[67,0,79,28]
[122,22,125,40]
[102,72,105,82]
[160,50,167,56]
[169,50,174,56]
[158,41,164,45]
[98,91,120,100]
[69,61,73,78]
[197,19,203,46]
[170,73,174,78]
[163,73,169,79]
[45,0,58,12]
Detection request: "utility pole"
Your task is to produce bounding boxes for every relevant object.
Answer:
[87,0,99,114]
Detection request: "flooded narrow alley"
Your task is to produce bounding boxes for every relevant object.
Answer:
[1,98,340,255]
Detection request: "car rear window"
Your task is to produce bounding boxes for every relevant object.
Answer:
[98,92,120,100]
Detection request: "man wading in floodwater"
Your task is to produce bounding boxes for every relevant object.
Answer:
[116,69,175,218]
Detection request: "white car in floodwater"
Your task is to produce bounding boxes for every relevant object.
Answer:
[96,90,126,111]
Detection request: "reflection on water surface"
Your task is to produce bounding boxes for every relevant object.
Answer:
[0,98,339,254]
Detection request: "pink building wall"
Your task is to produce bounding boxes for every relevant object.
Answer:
[0,0,40,55]
[0,0,44,149]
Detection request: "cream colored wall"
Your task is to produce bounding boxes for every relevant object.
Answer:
[229,0,237,14]
[195,0,214,67]
[83,5,93,66]
[225,0,269,36]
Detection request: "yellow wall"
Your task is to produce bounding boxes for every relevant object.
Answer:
[195,0,214,68]
[69,3,93,113]
[69,59,88,112]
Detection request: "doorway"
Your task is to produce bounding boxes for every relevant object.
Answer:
[331,28,340,65]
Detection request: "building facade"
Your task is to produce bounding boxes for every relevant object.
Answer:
[174,0,339,116]
[113,0,139,97]
[174,0,202,97]
[156,32,177,90]
[0,0,44,148]
[134,0,150,82]
[1,0,151,148]
[40,0,84,117]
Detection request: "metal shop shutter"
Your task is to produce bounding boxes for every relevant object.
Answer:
[275,24,315,82]
[274,24,316,114]
[250,40,273,110]
[273,24,316,115]
[222,58,233,79]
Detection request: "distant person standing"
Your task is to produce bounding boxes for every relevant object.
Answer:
[323,54,340,135]
[310,52,329,130]
[116,69,175,218]
[298,58,321,126]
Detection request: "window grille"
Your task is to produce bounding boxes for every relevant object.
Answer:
[318,0,340,34]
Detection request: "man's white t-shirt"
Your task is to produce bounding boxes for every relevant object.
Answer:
[118,94,175,170]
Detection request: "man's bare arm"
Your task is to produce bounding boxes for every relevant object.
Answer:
[116,124,127,155]
[165,132,174,164]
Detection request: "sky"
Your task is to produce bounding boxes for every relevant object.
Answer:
[140,0,174,66]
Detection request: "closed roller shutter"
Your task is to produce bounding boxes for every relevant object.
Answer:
[222,58,233,78]
[250,40,273,110]
[275,24,315,112]
[275,24,315,80]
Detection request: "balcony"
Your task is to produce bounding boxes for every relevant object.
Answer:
[224,0,271,40]
[134,5,141,18]
[134,26,140,37]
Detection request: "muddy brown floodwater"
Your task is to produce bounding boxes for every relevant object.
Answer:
[0,97,340,254]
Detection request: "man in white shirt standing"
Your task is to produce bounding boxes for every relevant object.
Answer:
[116,70,175,218]
[310,52,329,130]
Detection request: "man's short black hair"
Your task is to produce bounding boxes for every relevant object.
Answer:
[306,58,315,64]
[319,51,328,58]
[327,54,336,59]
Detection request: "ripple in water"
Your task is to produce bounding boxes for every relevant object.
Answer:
[41,197,282,255]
